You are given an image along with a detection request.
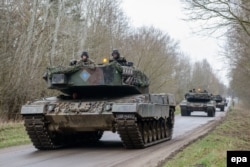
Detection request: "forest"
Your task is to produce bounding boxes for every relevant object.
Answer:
[2,0,247,121]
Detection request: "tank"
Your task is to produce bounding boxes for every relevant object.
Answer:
[21,61,176,149]
[179,89,216,117]
[212,95,225,111]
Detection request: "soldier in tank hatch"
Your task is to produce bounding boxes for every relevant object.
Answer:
[109,49,127,65]
[69,51,95,66]
[77,51,95,65]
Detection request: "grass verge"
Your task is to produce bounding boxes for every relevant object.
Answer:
[163,106,250,167]
[175,105,180,115]
[0,122,30,148]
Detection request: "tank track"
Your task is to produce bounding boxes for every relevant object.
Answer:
[23,115,62,150]
[116,111,174,149]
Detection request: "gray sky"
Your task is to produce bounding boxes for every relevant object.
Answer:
[122,0,229,86]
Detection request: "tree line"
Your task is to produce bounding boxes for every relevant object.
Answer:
[0,0,225,121]
[182,0,250,106]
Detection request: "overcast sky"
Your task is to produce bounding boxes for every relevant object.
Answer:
[122,0,229,86]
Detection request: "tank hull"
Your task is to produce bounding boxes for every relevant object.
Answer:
[21,94,176,149]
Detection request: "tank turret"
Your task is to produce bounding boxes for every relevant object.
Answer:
[44,61,149,96]
[185,91,212,103]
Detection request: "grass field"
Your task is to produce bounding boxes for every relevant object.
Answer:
[175,105,180,115]
[164,106,250,167]
[0,122,30,148]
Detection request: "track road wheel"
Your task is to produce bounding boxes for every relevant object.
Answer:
[156,121,161,140]
[152,121,157,141]
[166,118,173,140]
[143,123,149,144]
[168,108,175,128]
[148,122,153,143]
[160,119,165,138]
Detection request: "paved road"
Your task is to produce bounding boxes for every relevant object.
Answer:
[0,109,227,167]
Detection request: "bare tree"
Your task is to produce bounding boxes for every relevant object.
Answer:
[0,0,130,120]
[182,0,250,103]
[182,0,250,36]
[122,27,179,94]
[174,54,192,102]
[190,59,224,94]
[82,0,129,62]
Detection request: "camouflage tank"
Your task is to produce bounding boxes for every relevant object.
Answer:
[212,95,225,111]
[21,60,175,149]
[179,89,216,117]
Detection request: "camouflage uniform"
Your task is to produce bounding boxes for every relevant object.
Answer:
[110,56,127,66]
[110,49,127,66]
[77,58,95,69]
[77,58,95,66]
[76,51,96,69]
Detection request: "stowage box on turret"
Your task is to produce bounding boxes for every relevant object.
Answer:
[21,60,176,149]
[179,89,216,117]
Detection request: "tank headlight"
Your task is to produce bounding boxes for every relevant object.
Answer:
[52,74,67,84]
[47,104,55,112]
[103,58,108,63]
[105,104,112,111]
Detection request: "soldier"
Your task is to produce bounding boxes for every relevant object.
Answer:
[77,51,95,66]
[69,51,94,66]
[110,49,127,65]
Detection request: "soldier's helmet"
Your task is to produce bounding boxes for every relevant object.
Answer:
[111,49,120,58]
[81,51,89,58]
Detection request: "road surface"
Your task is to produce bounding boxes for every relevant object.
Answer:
[0,109,227,167]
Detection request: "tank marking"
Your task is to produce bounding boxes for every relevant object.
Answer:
[80,70,90,81]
